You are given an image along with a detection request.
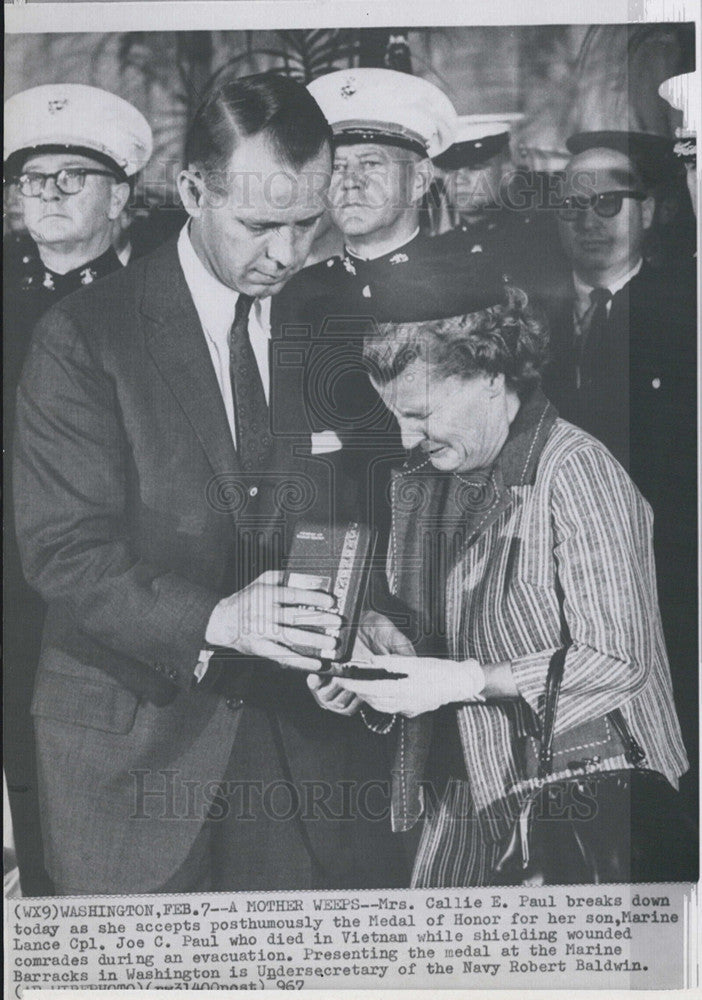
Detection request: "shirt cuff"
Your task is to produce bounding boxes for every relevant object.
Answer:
[194,648,214,682]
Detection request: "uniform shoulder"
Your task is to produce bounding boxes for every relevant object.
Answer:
[286,254,344,288]
[418,228,501,273]
[430,226,472,249]
[52,239,174,318]
[27,242,177,365]
[275,255,347,316]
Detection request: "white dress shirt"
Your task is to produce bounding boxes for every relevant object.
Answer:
[115,241,132,267]
[178,225,340,677]
[177,224,272,449]
[572,257,643,320]
[178,224,272,678]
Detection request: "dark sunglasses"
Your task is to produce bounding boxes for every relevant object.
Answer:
[14,167,117,198]
[557,190,646,222]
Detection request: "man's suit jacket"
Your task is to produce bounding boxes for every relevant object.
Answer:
[3,237,125,896]
[542,259,697,549]
[13,239,401,893]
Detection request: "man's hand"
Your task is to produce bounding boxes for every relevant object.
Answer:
[359,610,416,657]
[336,655,486,718]
[306,673,362,716]
[205,570,341,671]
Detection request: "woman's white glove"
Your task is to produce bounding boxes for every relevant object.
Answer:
[335,655,486,718]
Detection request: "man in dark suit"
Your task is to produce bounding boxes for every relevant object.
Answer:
[13,73,405,895]
[543,131,697,818]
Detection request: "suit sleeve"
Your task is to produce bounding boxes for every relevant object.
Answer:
[510,443,659,733]
[13,305,220,692]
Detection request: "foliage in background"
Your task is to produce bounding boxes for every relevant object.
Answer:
[4,25,693,202]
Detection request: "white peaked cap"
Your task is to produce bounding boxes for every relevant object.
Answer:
[308,68,458,159]
[4,84,154,178]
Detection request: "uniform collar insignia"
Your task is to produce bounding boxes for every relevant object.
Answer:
[42,272,56,291]
[389,251,409,265]
[342,256,357,275]
[80,266,97,285]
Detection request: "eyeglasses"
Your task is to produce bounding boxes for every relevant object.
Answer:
[14,168,117,198]
[557,190,646,222]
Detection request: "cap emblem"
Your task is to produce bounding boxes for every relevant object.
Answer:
[47,98,68,115]
[340,77,357,99]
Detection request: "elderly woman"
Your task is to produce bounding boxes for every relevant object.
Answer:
[324,284,689,888]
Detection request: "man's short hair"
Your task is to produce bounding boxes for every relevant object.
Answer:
[185,72,332,174]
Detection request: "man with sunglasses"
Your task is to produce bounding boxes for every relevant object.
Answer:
[544,131,698,826]
[3,84,153,895]
[545,130,695,474]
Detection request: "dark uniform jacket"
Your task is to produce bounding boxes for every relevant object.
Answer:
[437,211,571,299]
[275,232,505,531]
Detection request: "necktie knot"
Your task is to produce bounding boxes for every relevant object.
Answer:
[230,293,254,342]
[590,286,612,308]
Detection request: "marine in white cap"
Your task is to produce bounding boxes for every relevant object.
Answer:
[4,84,153,307]
[434,114,515,231]
[3,85,154,899]
[306,67,456,263]
[276,68,503,540]
[433,113,569,304]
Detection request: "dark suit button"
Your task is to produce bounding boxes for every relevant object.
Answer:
[226,698,243,711]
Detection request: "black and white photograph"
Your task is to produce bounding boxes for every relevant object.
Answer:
[3,0,700,992]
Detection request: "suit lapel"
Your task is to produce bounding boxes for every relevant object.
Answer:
[140,242,241,501]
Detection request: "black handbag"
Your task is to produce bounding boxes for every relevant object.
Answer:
[494,649,697,885]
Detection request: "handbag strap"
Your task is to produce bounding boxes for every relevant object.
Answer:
[538,648,647,779]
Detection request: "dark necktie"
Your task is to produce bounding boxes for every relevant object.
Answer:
[229,293,271,471]
[574,286,612,390]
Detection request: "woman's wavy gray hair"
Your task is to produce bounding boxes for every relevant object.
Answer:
[363,285,549,394]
